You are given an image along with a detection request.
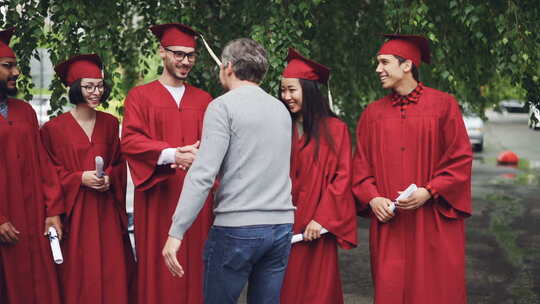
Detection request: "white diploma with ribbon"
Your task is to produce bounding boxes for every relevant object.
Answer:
[95,156,104,178]
[291,228,329,244]
[48,227,63,264]
[388,183,418,212]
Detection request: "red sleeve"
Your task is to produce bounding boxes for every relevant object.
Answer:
[427,96,473,218]
[40,123,80,216]
[313,122,357,249]
[105,119,128,230]
[352,108,380,217]
[33,114,64,217]
[120,88,174,191]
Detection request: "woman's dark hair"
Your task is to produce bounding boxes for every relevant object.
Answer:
[68,78,111,105]
[394,55,419,82]
[281,78,337,158]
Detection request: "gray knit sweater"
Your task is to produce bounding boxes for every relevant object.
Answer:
[169,85,294,239]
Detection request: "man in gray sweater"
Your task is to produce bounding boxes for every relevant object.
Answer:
[163,38,295,304]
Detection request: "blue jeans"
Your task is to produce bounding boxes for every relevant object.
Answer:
[203,224,293,304]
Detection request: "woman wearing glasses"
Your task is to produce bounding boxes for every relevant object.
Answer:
[279,49,357,304]
[40,54,134,304]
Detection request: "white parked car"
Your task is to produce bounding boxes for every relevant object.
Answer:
[529,102,540,130]
[499,99,527,113]
[463,115,484,151]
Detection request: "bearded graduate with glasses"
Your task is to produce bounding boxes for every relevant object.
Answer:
[121,23,214,304]
[279,49,357,304]
[39,54,135,304]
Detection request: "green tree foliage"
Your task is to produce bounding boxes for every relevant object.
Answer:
[1,0,539,125]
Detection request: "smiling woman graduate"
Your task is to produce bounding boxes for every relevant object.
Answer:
[279,48,357,304]
[40,54,134,304]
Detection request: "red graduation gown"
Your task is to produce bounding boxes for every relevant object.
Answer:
[352,86,472,304]
[0,98,63,304]
[40,111,134,304]
[121,81,214,304]
[281,117,357,304]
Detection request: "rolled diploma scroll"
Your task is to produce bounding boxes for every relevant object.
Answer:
[95,156,104,178]
[48,226,63,264]
[388,183,418,212]
[291,228,329,244]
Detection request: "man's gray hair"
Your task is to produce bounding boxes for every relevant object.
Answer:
[221,38,268,84]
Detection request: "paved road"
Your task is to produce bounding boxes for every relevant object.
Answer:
[483,110,540,167]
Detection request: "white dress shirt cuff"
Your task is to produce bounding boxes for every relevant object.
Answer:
[157,148,176,165]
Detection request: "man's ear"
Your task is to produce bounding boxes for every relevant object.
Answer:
[401,59,413,73]
[224,62,234,75]
[159,45,166,59]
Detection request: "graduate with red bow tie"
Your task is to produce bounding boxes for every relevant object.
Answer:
[352,34,472,304]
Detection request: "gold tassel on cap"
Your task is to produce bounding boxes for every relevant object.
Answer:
[199,34,222,67]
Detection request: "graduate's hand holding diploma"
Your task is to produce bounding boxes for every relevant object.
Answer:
[369,184,427,222]
[82,171,109,192]
[44,215,63,241]
[369,197,395,223]
[303,220,323,241]
[396,187,431,210]
[162,236,184,277]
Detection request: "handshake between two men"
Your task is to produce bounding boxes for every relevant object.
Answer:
[170,141,200,171]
